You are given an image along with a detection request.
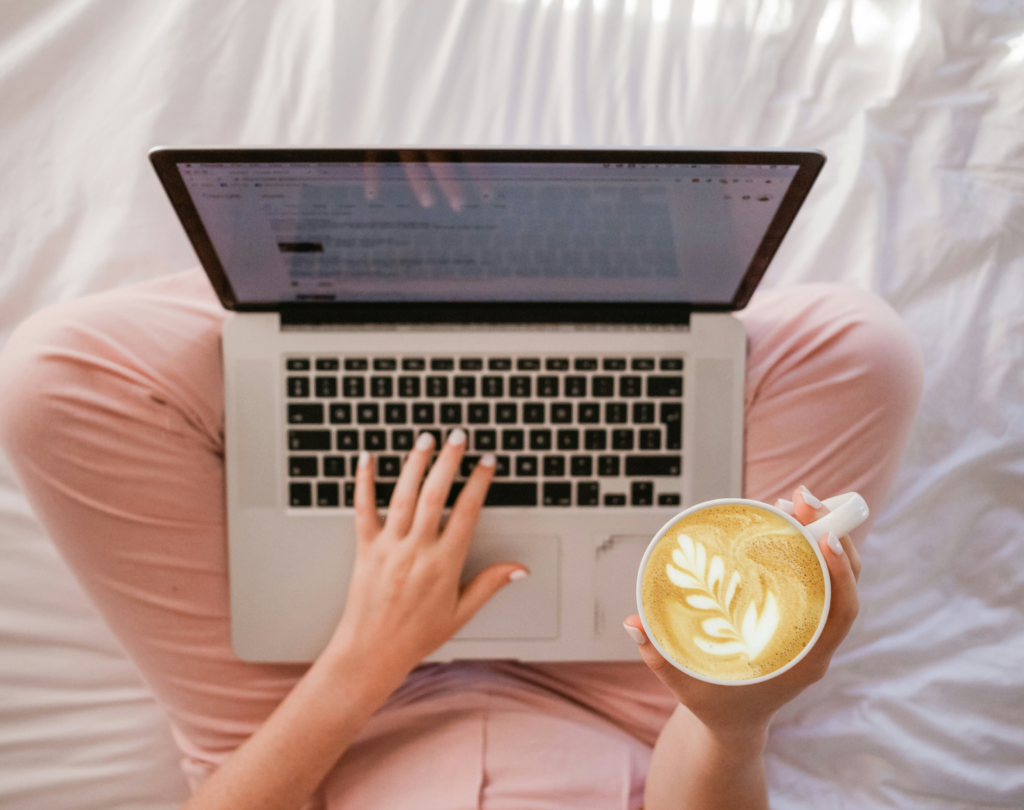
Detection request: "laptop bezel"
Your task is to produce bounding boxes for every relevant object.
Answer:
[149,146,825,324]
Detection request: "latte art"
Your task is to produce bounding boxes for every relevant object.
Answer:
[642,504,826,681]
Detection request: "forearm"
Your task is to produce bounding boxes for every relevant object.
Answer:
[181,648,401,810]
[644,705,769,810]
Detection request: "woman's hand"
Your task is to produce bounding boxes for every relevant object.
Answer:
[323,429,528,694]
[625,485,861,737]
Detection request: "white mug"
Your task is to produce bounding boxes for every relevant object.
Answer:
[636,492,869,686]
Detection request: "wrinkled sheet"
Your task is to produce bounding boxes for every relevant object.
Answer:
[1,1,1022,808]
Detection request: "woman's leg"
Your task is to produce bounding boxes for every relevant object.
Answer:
[520,282,925,745]
[0,269,307,791]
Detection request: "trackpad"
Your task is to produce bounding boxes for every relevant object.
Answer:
[454,535,560,640]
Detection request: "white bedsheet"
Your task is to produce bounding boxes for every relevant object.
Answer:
[1,1,1022,808]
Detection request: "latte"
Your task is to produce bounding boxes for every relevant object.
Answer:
[641,504,826,681]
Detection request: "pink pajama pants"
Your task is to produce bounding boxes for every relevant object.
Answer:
[0,269,922,809]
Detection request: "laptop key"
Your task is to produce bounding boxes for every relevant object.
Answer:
[324,457,346,477]
[488,358,512,371]
[510,376,532,397]
[516,456,538,476]
[537,376,559,397]
[426,377,448,397]
[612,429,634,450]
[288,456,318,477]
[575,358,598,371]
[287,358,311,371]
[402,358,425,371]
[606,403,628,423]
[289,482,313,507]
[460,456,481,477]
[543,482,571,506]
[551,403,573,423]
[454,376,476,397]
[660,402,682,450]
[475,430,497,451]
[597,455,620,476]
[344,482,355,507]
[557,429,579,450]
[317,482,340,507]
[577,481,599,506]
[316,358,339,371]
[385,403,407,424]
[431,358,454,371]
[419,428,442,447]
[658,493,681,506]
[485,482,537,507]
[459,358,483,371]
[625,456,681,476]
[365,431,387,451]
[440,403,462,424]
[603,358,627,371]
[288,403,324,424]
[370,377,393,397]
[373,358,397,371]
[329,403,352,424]
[639,429,662,450]
[468,403,490,424]
[481,376,504,397]
[648,376,684,397]
[633,402,655,423]
[620,376,642,397]
[529,429,552,450]
[496,403,518,424]
[578,403,600,423]
[660,358,684,371]
[375,482,396,507]
[336,430,358,451]
[398,377,421,397]
[517,358,541,370]
[570,456,592,476]
[287,377,310,398]
[378,456,401,477]
[357,403,379,424]
[412,403,435,424]
[543,456,565,477]
[502,429,525,450]
[392,430,414,451]
[342,377,365,397]
[495,456,510,477]
[604,493,626,506]
[315,377,337,398]
[565,376,587,397]
[289,430,330,451]
[592,376,614,397]
[584,429,607,450]
[523,403,545,423]
[632,358,656,371]
[631,481,654,506]
[345,359,368,371]
[546,358,569,371]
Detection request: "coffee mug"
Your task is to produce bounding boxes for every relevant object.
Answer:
[636,492,869,686]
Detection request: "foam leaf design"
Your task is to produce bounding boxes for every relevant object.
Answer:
[665,533,779,660]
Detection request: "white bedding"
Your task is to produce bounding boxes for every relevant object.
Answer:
[1,1,1022,807]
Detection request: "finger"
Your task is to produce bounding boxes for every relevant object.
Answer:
[839,533,861,581]
[454,563,529,628]
[410,428,466,537]
[793,485,830,526]
[624,615,693,694]
[383,431,435,536]
[354,451,382,542]
[814,532,860,655]
[442,453,496,552]
[400,151,434,208]
[426,152,464,211]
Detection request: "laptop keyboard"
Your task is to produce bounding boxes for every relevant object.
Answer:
[284,355,684,509]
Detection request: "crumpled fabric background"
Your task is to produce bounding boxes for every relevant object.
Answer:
[0,1,1022,808]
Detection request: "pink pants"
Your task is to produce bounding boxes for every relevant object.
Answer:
[0,270,922,809]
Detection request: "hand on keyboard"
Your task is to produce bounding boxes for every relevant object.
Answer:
[323,429,529,685]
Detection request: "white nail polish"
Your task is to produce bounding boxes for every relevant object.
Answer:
[509,569,529,582]
[623,622,647,645]
[826,531,844,556]
[448,428,466,446]
[415,431,435,451]
[480,453,497,467]
[358,451,369,468]
[800,486,823,509]
[776,498,796,516]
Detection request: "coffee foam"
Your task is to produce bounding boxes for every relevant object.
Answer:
[641,504,826,681]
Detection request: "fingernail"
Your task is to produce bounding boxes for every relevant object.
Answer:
[826,531,844,557]
[775,498,796,516]
[480,453,496,468]
[415,432,435,451]
[623,622,648,645]
[358,451,369,468]
[448,428,466,446]
[509,569,529,582]
[800,486,823,509]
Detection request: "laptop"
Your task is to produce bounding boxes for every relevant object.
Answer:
[149,147,825,663]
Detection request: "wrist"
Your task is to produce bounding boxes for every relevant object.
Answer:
[698,716,770,760]
[313,639,408,711]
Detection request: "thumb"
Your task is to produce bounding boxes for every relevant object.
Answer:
[624,616,688,688]
[454,563,529,628]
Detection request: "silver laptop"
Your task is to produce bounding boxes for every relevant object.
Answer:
[150,147,825,663]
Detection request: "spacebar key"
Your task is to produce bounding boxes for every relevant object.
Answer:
[484,482,538,507]
[625,456,682,476]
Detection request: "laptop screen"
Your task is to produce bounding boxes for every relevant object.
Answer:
[151,149,824,320]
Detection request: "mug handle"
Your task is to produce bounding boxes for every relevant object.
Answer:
[803,492,870,541]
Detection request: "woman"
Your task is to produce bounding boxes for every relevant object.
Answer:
[0,268,922,808]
